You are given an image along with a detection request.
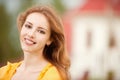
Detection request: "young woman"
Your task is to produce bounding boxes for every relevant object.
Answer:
[0,5,70,80]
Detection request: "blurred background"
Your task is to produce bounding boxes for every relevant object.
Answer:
[1,0,120,80]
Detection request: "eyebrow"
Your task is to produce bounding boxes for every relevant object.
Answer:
[37,27,48,31]
[26,21,33,25]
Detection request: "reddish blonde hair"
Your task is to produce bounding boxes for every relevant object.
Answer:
[17,5,70,80]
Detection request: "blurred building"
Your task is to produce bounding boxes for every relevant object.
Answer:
[63,0,120,80]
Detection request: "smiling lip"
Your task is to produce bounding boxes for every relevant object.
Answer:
[24,38,36,45]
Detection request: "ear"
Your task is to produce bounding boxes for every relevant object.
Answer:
[46,39,52,46]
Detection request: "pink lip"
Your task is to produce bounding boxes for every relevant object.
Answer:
[25,38,34,42]
[24,38,36,45]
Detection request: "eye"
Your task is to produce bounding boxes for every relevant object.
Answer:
[38,30,45,34]
[25,24,32,29]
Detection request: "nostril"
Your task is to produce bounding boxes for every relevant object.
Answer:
[27,34,34,39]
[28,31,35,38]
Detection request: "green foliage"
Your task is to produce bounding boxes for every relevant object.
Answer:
[0,4,22,66]
[52,0,66,14]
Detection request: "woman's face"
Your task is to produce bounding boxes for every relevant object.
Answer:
[20,12,51,53]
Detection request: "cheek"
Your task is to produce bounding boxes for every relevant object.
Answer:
[20,28,27,36]
[20,31,24,38]
[20,30,26,40]
[37,36,50,43]
[20,26,27,34]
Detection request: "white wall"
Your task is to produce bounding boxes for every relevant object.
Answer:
[70,15,120,80]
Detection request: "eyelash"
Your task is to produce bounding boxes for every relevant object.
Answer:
[37,30,45,34]
[25,24,32,29]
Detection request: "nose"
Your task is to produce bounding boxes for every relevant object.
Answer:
[27,29,35,38]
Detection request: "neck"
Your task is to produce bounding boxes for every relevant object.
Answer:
[21,51,48,71]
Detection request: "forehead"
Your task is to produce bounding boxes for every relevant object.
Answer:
[25,12,50,29]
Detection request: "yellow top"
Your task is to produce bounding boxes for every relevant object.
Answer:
[0,62,62,80]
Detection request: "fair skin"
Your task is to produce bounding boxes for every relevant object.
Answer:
[11,12,52,80]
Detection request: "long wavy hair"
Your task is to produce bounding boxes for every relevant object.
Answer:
[17,5,70,80]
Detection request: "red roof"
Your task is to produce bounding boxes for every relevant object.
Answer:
[79,0,107,12]
[76,0,120,15]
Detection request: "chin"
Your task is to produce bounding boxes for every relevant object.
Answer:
[22,46,32,52]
